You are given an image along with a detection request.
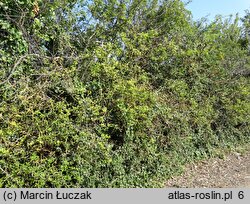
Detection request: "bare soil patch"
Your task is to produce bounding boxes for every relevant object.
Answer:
[165,151,250,188]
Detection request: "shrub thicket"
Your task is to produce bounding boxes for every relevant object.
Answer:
[0,0,249,187]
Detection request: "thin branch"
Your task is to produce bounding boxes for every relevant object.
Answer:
[0,55,28,86]
[0,54,49,86]
[0,53,88,86]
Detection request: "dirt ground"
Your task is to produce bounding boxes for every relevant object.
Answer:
[165,150,250,188]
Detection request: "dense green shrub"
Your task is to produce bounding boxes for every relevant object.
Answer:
[0,0,249,187]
